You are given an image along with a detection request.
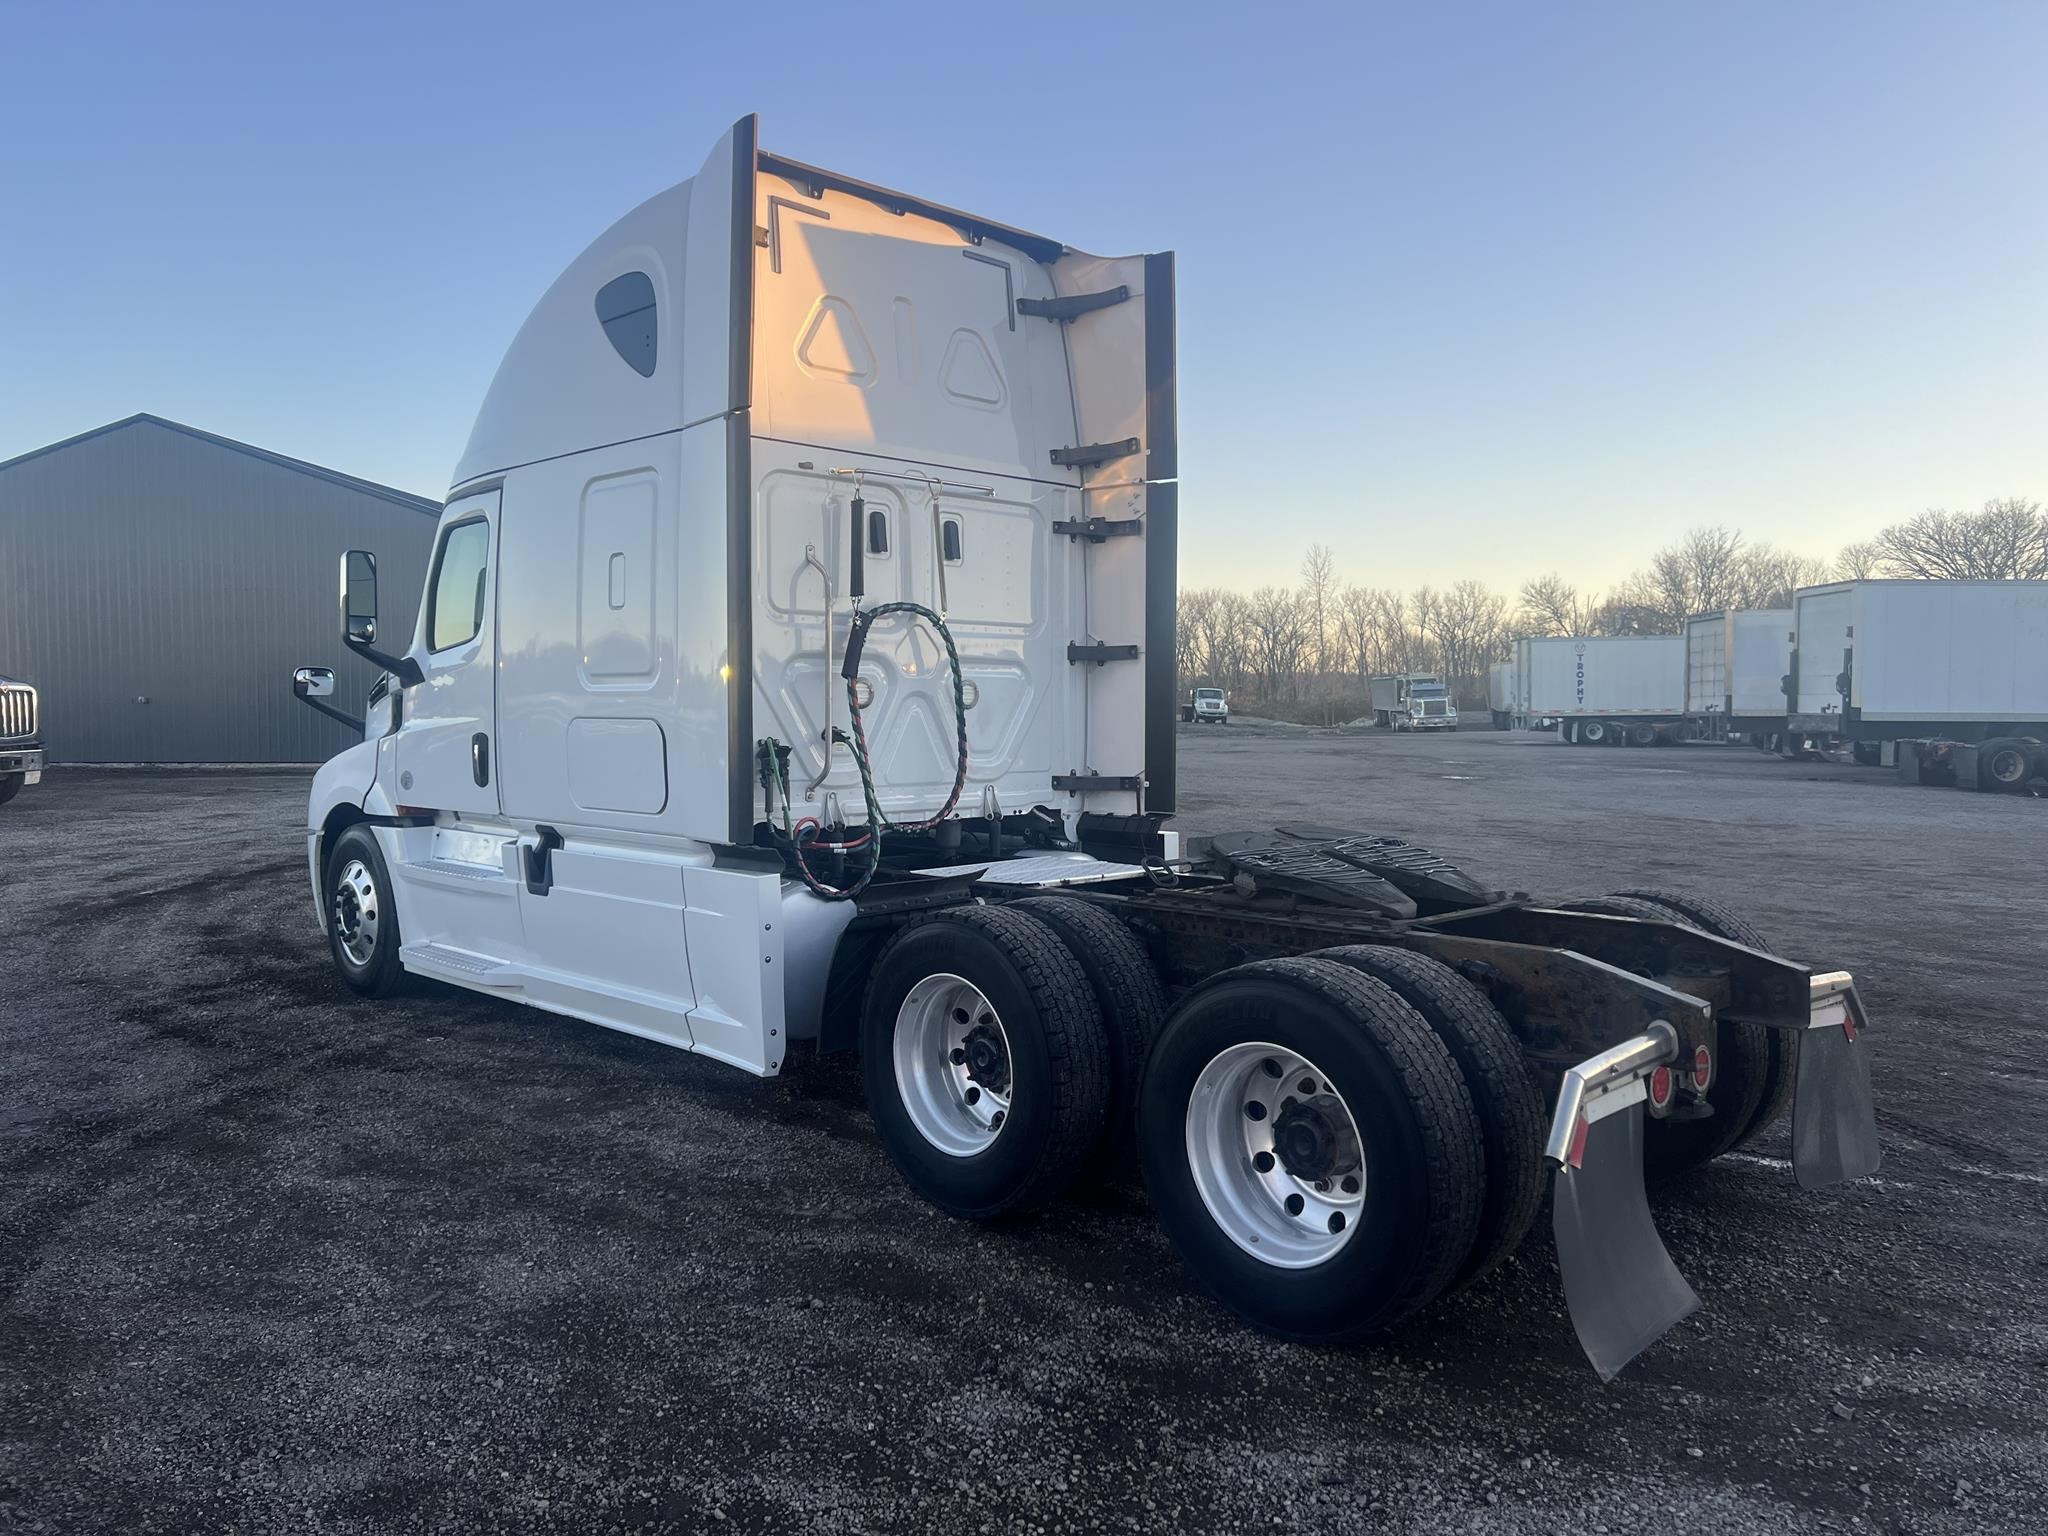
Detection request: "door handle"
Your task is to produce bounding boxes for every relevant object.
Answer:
[471,732,490,787]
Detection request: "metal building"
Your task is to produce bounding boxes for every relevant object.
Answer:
[0,414,440,763]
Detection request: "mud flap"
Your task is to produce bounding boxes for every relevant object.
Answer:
[1554,1106,1701,1382]
[1792,991,1880,1189]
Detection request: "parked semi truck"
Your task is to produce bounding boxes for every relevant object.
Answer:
[291,115,1878,1380]
[1684,609,1794,749]
[1485,659,1517,730]
[1792,579,2048,792]
[0,673,42,806]
[1516,635,1689,745]
[1369,672,1458,730]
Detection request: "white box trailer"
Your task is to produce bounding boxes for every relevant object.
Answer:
[1515,635,1687,745]
[1685,609,1793,735]
[1792,580,2048,791]
[1485,659,1517,729]
[286,113,1878,1381]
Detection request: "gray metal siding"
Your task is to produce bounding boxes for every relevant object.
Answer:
[0,420,439,762]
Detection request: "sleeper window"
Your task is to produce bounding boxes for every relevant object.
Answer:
[428,519,491,652]
[595,271,658,377]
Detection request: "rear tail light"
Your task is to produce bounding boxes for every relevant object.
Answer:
[1692,1045,1712,1092]
[1648,1065,1675,1111]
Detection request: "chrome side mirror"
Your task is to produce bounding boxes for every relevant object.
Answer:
[293,666,336,699]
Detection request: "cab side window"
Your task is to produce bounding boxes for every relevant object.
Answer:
[428,519,491,652]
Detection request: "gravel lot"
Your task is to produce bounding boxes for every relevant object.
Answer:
[4,731,2044,1535]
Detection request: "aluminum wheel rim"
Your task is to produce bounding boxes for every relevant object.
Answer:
[332,858,380,967]
[893,973,1012,1157]
[1988,747,2029,784]
[1186,1042,1365,1268]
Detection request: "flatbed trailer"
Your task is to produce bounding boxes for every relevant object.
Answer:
[292,115,1881,1382]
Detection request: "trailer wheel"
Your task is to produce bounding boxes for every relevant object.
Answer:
[1139,957,1483,1342]
[860,905,1109,1218]
[1309,946,1542,1287]
[1003,895,1168,1174]
[1563,892,1775,1182]
[1979,738,2035,793]
[1579,720,1610,746]
[1852,741,1883,767]
[324,823,408,998]
[1624,722,1658,748]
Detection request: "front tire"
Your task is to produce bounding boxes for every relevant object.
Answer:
[1139,957,1483,1342]
[325,823,408,997]
[0,775,20,807]
[861,906,1109,1218]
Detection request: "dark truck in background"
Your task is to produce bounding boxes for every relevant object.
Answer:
[0,673,43,806]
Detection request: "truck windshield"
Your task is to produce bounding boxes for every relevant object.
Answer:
[1195,690,1222,701]
[1410,684,1447,699]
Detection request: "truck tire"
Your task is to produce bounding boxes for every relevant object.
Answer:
[1138,957,1483,1342]
[0,775,20,807]
[1978,738,2035,793]
[1309,946,1543,1287]
[1852,741,1883,767]
[1608,887,1793,1150]
[1624,722,1658,748]
[1579,720,1610,746]
[861,905,1110,1219]
[1003,895,1167,1175]
[1562,892,1774,1182]
[324,823,409,998]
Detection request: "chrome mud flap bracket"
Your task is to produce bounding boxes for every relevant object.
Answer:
[1787,972,1881,1190]
[1546,1023,1702,1382]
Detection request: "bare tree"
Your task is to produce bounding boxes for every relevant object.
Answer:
[1732,544,1832,609]
[1517,573,1588,636]
[1177,587,1216,683]
[1299,543,1338,689]
[1246,586,1309,701]
[1870,498,2048,580]
[1834,540,1883,580]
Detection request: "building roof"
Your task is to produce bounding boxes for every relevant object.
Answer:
[0,413,442,516]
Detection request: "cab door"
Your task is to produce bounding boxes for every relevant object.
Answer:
[391,489,501,816]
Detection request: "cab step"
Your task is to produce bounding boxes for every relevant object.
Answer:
[400,943,524,989]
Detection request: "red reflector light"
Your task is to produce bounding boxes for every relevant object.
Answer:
[1567,1114,1590,1170]
[1692,1045,1712,1092]
[1842,1012,1857,1042]
[1648,1066,1674,1108]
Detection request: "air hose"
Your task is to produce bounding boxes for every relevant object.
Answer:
[783,599,969,901]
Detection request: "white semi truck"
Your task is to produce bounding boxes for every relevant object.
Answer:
[0,672,41,806]
[292,116,1878,1380]
[1684,609,1794,748]
[1516,635,1689,746]
[1369,673,1458,730]
[1791,579,2048,792]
